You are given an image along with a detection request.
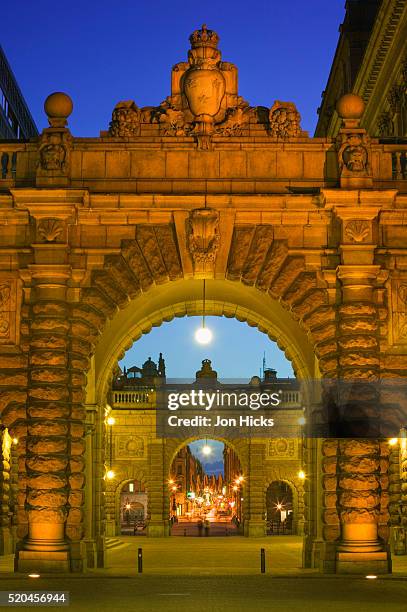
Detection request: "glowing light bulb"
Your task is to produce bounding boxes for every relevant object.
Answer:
[202,444,212,456]
[107,416,115,426]
[195,326,213,344]
[125,503,131,510]
[298,416,306,426]
[388,438,398,446]
[12,437,18,445]
[106,470,115,480]
[298,470,306,480]
[28,573,40,578]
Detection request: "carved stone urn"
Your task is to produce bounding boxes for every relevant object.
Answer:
[182,25,225,136]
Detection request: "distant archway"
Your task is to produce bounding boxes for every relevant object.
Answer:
[266,480,295,535]
[167,437,244,537]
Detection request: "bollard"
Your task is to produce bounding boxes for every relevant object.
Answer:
[138,547,143,573]
[260,548,266,574]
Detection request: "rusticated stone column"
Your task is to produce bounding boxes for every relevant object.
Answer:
[335,262,390,574]
[16,266,85,572]
[244,442,266,537]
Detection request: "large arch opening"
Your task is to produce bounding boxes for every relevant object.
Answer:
[89,278,319,408]
[83,276,316,573]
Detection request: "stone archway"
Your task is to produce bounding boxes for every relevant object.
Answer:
[1,24,404,575]
[85,274,320,544]
[165,436,245,533]
[265,480,298,535]
[115,478,148,536]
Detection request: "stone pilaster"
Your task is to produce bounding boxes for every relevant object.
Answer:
[244,442,266,537]
[147,440,168,536]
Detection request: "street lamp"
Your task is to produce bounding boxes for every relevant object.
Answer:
[201,441,212,456]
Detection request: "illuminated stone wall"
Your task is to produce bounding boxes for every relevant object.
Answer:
[0,25,406,574]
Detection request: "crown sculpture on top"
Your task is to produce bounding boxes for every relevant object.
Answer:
[107,25,305,148]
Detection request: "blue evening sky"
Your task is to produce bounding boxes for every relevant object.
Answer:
[120,316,294,379]
[2,0,344,136]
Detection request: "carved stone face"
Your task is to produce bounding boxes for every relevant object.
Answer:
[343,145,367,172]
[40,144,66,171]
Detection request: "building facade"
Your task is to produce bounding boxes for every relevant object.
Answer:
[0,21,406,576]
[316,0,407,140]
[0,46,38,140]
[104,356,303,537]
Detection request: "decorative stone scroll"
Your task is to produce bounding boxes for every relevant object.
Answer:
[187,208,220,275]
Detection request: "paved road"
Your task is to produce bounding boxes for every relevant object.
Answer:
[2,575,407,612]
[170,520,238,536]
[2,537,407,611]
[101,535,303,574]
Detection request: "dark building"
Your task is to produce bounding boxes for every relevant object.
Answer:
[315,0,407,138]
[0,45,38,139]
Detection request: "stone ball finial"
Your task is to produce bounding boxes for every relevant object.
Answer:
[44,92,73,127]
[336,93,365,120]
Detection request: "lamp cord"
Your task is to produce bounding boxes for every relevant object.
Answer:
[203,279,206,328]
